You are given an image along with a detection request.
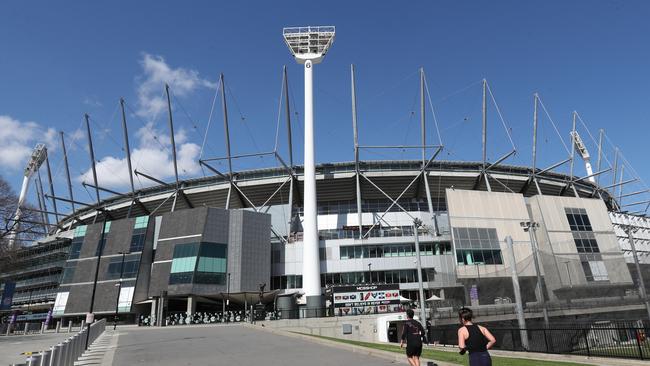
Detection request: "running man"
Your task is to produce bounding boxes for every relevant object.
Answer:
[399,309,428,366]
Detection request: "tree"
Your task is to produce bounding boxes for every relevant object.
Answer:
[0,175,45,270]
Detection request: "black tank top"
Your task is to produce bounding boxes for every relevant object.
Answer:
[464,324,488,352]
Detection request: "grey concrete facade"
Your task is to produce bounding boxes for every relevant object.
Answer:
[53,206,271,318]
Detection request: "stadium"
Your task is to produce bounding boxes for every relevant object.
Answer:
[1,27,650,336]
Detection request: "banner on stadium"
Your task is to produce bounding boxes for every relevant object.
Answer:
[0,282,15,310]
[332,284,400,308]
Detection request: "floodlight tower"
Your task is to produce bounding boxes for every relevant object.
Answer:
[8,144,48,248]
[283,26,335,312]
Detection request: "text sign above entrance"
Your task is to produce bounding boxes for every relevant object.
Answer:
[332,284,400,308]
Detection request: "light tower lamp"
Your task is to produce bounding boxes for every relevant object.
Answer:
[283,26,335,316]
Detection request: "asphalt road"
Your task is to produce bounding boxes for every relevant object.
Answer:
[0,332,74,365]
[112,324,400,366]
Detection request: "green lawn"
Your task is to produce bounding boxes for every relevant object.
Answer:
[300,333,592,366]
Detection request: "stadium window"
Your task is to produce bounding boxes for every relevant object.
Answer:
[129,228,147,253]
[572,232,600,253]
[106,254,141,280]
[68,237,84,260]
[73,225,87,238]
[581,260,609,282]
[60,263,77,284]
[565,208,593,231]
[456,249,503,265]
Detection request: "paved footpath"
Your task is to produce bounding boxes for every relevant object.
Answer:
[0,332,74,365]
[111,324,402,366]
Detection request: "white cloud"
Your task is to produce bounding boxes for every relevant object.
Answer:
[77,53,208,189]
[135,53,216,120]
[0,115,57,171]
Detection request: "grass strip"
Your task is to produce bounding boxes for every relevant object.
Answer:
[299,333,592,366]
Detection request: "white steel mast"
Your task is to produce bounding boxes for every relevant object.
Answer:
[283,26,335,313]
[8,144,48,248]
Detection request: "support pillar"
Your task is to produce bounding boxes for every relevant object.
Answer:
[187,296,196,320]
[150,298,158,326]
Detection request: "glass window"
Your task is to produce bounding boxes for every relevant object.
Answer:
[340,246,349,260]
[129,228,147,253]
[60,263,76,283]
[73,225,87,238]
[456,250,503,265]
[134,216,149,229]
[107,254,141,280]
[68,238,83,259]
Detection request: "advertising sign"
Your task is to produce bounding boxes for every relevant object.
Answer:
[0,282,15,310]
[332,284,401,315]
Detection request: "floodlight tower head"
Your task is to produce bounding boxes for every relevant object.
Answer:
[283,26,335,64]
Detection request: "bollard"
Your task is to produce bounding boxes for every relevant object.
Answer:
[67,321,72,333]
[74,335,80,360]
[51,344,63,366]
[55,321,61,334]
[39,350,50,366]
[26,353,41,366]
[62,340,71,366]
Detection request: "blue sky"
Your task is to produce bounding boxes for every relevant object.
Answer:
[0,1,648,214]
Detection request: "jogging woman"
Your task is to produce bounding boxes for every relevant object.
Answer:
[457,307,496,366]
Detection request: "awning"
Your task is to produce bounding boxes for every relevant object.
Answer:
[426,294,442,301]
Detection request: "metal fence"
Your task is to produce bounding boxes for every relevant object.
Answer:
[433,321,650,360]
[15,318,106,366]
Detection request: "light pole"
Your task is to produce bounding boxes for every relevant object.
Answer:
[505,236,529,351]
[113,251,127,330]
[226,273,231,322]
[413,218,427,328]
[520,221,549,328]
[625,226,650,321]
[283,26,335,315]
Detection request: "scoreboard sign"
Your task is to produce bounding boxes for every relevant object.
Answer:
[332,284,400,308]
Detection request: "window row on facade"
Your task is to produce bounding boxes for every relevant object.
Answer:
[68,217,149,260]
[270,268,436,290]
[294,198,445,216]
[339,242,452,259]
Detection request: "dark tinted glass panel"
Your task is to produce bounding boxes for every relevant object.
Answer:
[198,243,226,258]
[61,263,77,283]
[194,272,225,285]
[129,228,147,253]
[169,272,193,284]
[68,238,83,259]
[172,243,200,258]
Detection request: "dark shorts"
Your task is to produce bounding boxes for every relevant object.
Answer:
[469,351,491,366]
[406,345,422,357]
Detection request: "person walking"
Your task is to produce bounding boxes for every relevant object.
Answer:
[399,309,428,366]
[457,307,496,366]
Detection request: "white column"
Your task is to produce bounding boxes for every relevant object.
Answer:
[302,59,321,301]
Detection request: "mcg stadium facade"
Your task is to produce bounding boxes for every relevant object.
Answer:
[2,156,646,325]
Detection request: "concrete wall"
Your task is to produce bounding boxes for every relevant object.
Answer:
[446,188,537,279]
[529,195,633,300]
[260,313,383,343]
